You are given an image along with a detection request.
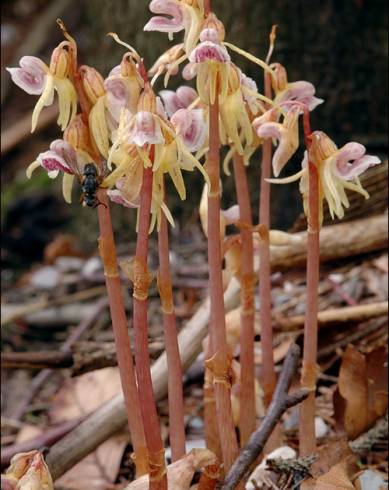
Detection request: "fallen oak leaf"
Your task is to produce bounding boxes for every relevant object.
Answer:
[334,345,388,439]
[314,458,356,490]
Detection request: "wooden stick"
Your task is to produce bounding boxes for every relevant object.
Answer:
[1,419,82,468]
[221,344,309,490]
[233,153,256,444]
[1,105,58,155]
[12,296,109,422]
[269,213,387,272]
[276,301,388,332]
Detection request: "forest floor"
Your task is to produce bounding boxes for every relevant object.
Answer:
[1,220,388,489]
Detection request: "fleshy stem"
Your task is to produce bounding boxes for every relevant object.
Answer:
[299,109,319,457]
[97,194,148,476]
[232,153,256,445]
[157,182,186,462]
[205,82,239,472]
[60,21,148,477]
[132,161,168,489]
[258,72,277,406]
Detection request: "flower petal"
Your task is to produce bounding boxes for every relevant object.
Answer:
[89,96,110,158]
[171,108,206,152]
[31,75,55,132]
[6,56,47,95]
[107,189,138,208]
[144,0,185,33]
[62,173,75,203]
[277,81,324,112]
[131,111,164,147]
[334,142,381,180]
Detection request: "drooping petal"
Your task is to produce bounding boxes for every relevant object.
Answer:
[54,77,77,130]
[62,173,75,203]
[130,111,165,147]
[31,75,55,132]
[6,56,47,95]
[89,96,110,158]
[333,142,380,180]
[144,0,185,33]
[256,106,300,177]
[171,108,206,152]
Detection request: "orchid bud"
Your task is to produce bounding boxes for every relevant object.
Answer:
[64,114,90,151]
[49,42,71,78]
[137,84,157,113]
[202,13,225,42]
[80,65,105,104]
[270,62,288,93]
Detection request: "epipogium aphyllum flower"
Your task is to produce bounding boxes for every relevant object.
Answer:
[268,130,381,225]
[6,43,77,132]
[105,82,209,231]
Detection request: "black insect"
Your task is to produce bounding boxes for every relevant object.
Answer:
[66,159,109,208]
[81,163,104,207]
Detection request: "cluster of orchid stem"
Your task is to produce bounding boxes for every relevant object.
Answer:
[6,0,382,487]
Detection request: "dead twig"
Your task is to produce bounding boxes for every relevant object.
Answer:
[12,297,109,421]
[1,285,106,326]
[275,301,388,332]
[221,344,309,490]
[1,418,83,468]
[317,318,387,359]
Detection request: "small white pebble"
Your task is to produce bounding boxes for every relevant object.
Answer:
[315,416,329,438]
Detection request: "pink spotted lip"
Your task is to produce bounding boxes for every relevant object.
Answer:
[189,41,230,64]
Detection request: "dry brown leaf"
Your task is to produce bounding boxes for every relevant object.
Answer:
[311,438,354,479]
[125,449,218,490]
[334,345,388,439]
[55,434,128,490]
[50,368,126,489]
[51,367,122,422]
[314,459,356,489]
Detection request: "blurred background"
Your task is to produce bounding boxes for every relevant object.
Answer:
[1,0,388,274]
